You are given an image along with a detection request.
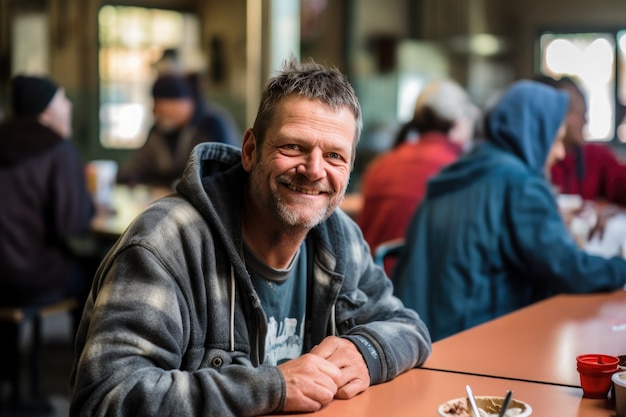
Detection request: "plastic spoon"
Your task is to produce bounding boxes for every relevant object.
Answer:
[465,385,481,417]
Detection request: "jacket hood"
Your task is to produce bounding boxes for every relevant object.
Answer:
[176,143,247,272]
[485,80,569,172]
[424,80,568,197]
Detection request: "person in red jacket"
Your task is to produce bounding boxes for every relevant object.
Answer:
[357,79,479,273]
[542,76,626,205]
[538,75,626,239]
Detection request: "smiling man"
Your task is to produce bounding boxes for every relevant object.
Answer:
[69,58,431,417]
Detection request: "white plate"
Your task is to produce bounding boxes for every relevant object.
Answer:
[437,396,532,417]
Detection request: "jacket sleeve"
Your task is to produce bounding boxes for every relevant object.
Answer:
[504,175,626,292]
[70,243,286,417]
[333,213,432,384]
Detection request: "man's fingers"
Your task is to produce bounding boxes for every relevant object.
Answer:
[335,377,369,399]
[310,336,372,399]
[309,337,338,359]
[279,354,341,412]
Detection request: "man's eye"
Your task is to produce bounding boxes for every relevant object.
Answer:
[280,144,301,155]
[327,152,343,161]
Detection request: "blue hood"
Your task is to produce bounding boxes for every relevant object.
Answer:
[425,80,569,196]
[485,80,569,172]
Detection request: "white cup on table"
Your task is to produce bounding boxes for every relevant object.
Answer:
[85,160,118,209]
[613,371,626,417]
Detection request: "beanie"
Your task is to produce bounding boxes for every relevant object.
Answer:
[151,74,193,99]
[11,75,59,117]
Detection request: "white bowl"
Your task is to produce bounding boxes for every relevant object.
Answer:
[438,395,532,417]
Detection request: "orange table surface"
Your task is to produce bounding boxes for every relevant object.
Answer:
[424,289,626,387]
[275,368,613,417]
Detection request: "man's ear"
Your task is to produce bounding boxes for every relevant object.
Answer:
[241,128,257,172]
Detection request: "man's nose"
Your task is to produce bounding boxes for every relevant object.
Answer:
[296,149,326,181]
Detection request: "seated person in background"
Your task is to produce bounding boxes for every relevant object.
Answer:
[0,75,95,309]
[0,76,95,401]
[538,75,626,238]
[392,80,626,342]
[117,73,241,187]
[540,75,626,205]
[357,79,479,261]
[70,58,431,417]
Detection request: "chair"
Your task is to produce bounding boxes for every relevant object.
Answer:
[373,238,406,276]
[0,297,79,413]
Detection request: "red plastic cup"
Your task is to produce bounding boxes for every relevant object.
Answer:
[576,354,619,399]
[577,354,619,371]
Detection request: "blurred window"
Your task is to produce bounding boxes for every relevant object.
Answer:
[98,6,200,149]
[539,31,626,144]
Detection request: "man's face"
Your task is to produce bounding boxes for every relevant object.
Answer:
[242,97,356,230]
[563,86,587,148]
[42,88,72,139]
[152,98,194,133]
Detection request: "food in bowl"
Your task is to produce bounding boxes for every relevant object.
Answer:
[438,396,532,417]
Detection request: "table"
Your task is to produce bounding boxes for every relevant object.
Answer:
[276,368,613,416]
[69,184,172,268]
[423,289,626,387]
[339,192,363,220]
[90,184,172,238]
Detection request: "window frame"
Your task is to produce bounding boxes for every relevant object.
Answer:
[97,4,201,150]
[535,26,626,147]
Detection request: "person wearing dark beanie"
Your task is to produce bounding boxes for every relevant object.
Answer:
[151,74,194,99]
[0,74,95,401]
[117,72,241,187]
[11,75,59,118]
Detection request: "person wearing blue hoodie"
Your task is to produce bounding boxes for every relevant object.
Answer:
[69,58,431,417]
[392,80,626,342]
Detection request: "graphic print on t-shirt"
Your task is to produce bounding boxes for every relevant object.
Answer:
[264,314,305,365]
[244,240,308,366]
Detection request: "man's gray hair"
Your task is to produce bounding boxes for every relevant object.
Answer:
[252,57,363,162]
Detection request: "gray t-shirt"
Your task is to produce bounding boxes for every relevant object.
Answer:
[244,241,307,365]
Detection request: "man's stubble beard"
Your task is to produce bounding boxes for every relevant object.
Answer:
[248,159,347,230]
